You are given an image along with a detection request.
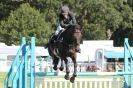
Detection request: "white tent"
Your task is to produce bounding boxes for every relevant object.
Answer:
[0,46,49,56]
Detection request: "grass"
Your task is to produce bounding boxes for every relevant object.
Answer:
[0,72,6,88]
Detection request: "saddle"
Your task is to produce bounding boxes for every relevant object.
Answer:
[45,26,81,53]
[50,31,64,44]
[44,30,64,48]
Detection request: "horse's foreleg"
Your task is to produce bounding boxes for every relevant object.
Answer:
[64,58,70,80]
[48,43,59,70]
[75,44,81,53]
[70,56,77,83]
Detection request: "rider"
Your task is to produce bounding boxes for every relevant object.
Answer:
[46,5,81,53]
[55,5,76,36]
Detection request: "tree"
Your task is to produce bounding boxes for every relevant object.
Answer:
[106,0,133,46]
[0,3,52,45]
[0,0,132,46]
[0,0,23,20]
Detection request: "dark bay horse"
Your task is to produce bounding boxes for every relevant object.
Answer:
[47,24,82,83]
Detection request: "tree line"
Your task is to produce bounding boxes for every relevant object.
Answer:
[0,0,132,46]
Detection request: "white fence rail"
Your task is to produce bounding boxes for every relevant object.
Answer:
[35,78,124,88]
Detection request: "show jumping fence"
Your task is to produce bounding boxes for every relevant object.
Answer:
[41,78,123,88]
[4,38,133,88]
[4,37,35,88]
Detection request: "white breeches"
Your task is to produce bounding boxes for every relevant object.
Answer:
[55,25,64,35]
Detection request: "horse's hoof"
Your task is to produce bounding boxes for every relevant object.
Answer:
[64,75,70,80]
[59,67,64,71]
[70,77,75,83]
[53,66,58,70]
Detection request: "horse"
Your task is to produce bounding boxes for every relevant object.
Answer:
[47,24,82,83]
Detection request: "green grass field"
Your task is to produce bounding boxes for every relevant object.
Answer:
[0,72,6,88]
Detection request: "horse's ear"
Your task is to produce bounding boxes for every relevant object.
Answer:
[75,24,82,31]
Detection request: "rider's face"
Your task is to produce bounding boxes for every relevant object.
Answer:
[62,11,69,19]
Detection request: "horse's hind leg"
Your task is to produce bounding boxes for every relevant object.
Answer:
[59,59,64,71]
[70,56,77,83]
[64,58,70,80]
[53,57,59,70]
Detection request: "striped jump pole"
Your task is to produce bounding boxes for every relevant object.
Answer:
[124,38,133,88]
[4,37,35,88]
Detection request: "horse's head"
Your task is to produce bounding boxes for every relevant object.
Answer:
[63,24,82,45]
[69,24,81,34]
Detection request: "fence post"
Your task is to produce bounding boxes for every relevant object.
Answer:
[124,38,129,88]
[30,37,35,88]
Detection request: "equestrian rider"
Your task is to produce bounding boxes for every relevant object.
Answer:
[46,5,81,53]
[55,5,76,36]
